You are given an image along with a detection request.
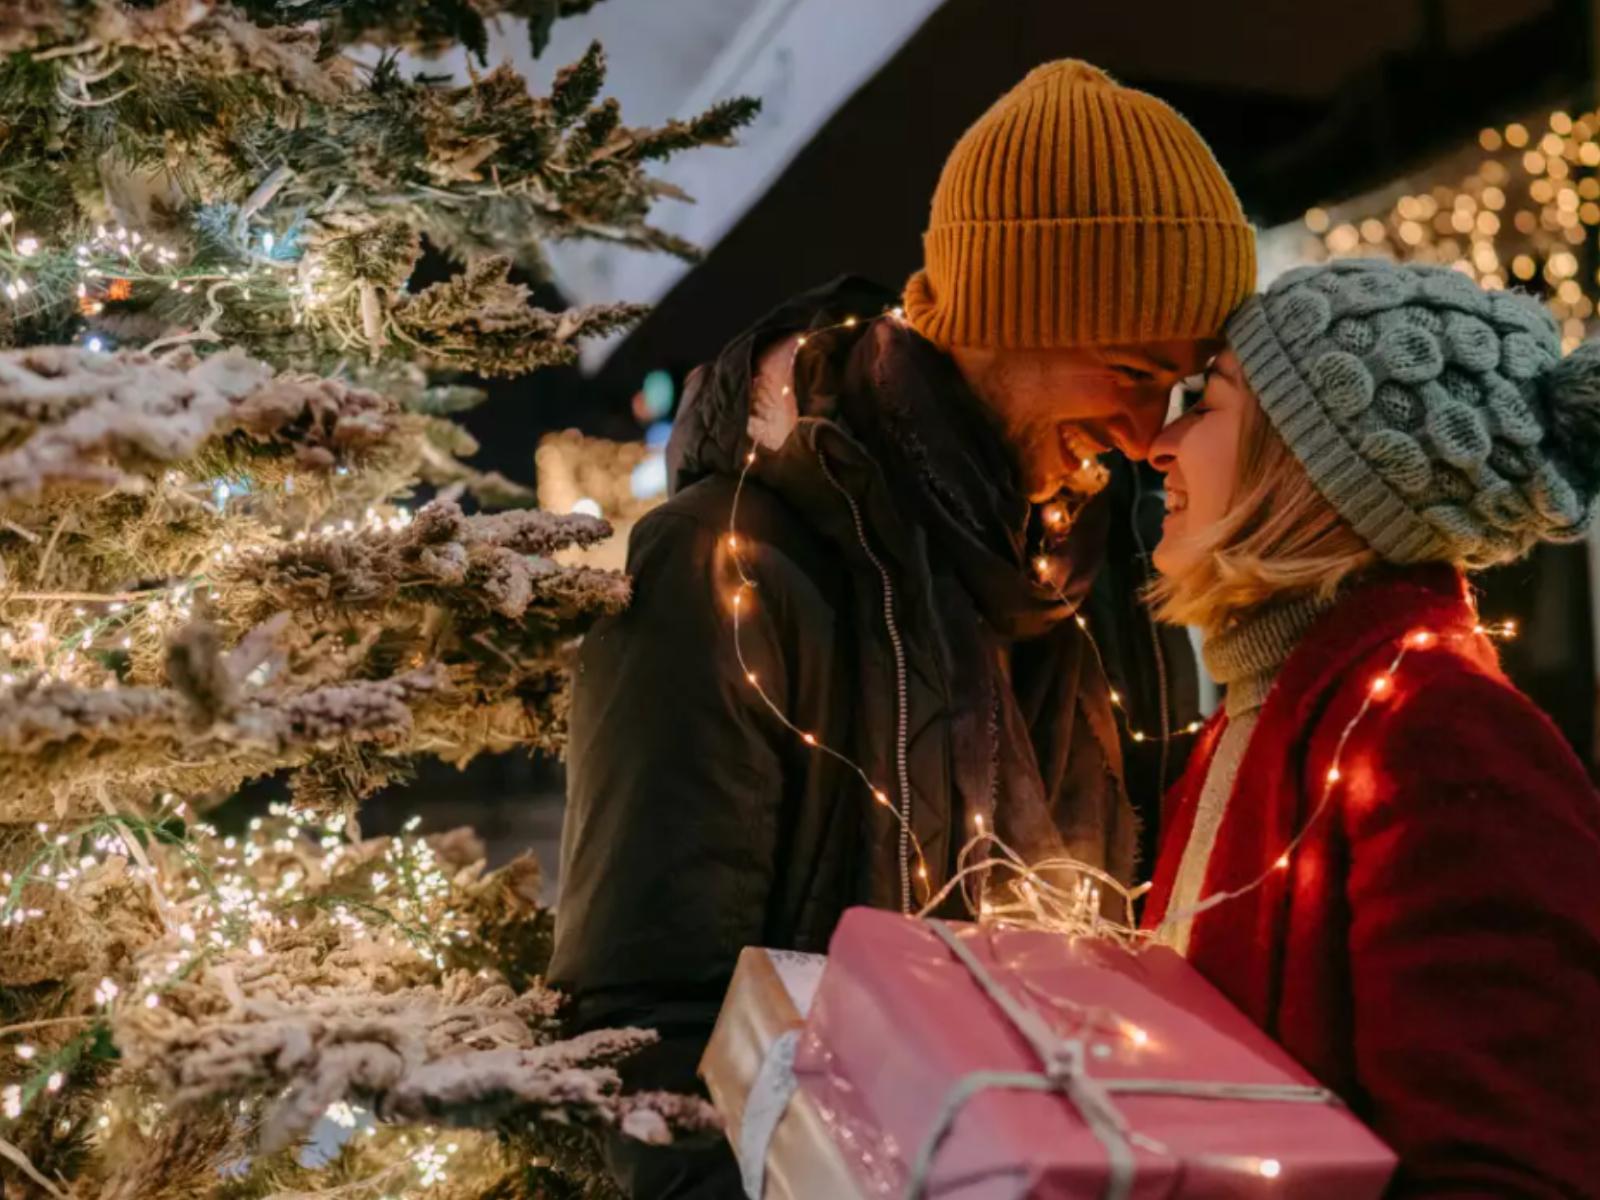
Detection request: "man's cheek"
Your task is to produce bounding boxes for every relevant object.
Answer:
[1015,430,1069,500]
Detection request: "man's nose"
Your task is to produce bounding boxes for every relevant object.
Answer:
[1108,394,1170,462]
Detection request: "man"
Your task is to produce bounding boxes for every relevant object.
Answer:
[551,59,1254,1195]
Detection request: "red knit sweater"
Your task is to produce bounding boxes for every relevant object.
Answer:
[1144,566,1600,1197]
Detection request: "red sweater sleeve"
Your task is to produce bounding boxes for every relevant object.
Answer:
[1337,656,1600,1197]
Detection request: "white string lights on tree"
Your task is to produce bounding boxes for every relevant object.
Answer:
[0,468,414,694]
[0,10,759,1192]
[0,211,292,352]
[0,802,463,1133]
[0,799,610,1200]
[0,809,501,1188]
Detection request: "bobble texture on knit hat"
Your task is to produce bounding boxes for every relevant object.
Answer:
[903,60,1255,350]
[1229,258,1600,567]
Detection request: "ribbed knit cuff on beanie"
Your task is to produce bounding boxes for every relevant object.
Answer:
[903,60,1255,350]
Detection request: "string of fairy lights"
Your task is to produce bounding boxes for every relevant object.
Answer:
[0,712,542,1184]
[1032,498,1207,742]
[0,472,468,1190]
[719,314,1536,1187]
[0,199,380,369]
[727,398,933,911]
[0,211,297,345]
[724,311,1220,915]
[0,205,435,1176]
[721,311,1523,935]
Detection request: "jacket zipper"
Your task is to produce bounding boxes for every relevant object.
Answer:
[817,451,914,914]
[1131,467,1173,790]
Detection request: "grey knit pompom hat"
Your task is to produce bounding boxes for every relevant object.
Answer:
[1228,258,1600,567]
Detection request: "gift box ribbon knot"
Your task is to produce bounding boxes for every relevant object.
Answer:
[903,920,1341,1200]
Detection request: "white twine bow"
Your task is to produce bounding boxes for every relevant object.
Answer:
[905,920,1336,1200]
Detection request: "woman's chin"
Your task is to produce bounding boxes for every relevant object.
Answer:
[1150,541,1172,578]
[1150,529,1188,579]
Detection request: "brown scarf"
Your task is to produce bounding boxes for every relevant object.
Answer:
[832,322,1132,888]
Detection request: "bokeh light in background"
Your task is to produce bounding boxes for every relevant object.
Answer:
[1285,105,1600,352]
[640,369,676,420]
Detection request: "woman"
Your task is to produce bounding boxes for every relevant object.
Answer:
[1140,258,1600,1196]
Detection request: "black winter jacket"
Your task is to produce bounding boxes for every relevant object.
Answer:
[549,279,1198,1196]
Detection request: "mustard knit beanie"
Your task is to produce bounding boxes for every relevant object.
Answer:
[904,60,1256,350]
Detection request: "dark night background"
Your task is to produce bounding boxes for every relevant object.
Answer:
[347,0,1600,880]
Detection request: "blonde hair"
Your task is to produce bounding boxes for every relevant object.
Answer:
[1147,397,1378,635]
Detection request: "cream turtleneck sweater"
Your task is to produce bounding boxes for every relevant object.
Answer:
[1160,594,1333,955]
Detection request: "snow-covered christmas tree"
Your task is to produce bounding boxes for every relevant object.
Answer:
[0,3,756,1195]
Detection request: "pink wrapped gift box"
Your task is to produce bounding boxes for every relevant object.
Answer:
[792,907,1396,1199]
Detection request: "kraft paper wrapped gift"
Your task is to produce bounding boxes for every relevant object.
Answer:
[699,946,860,1199]
[790,907,1397,1199]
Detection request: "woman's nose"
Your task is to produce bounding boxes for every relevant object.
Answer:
[1148,421,1181,473]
